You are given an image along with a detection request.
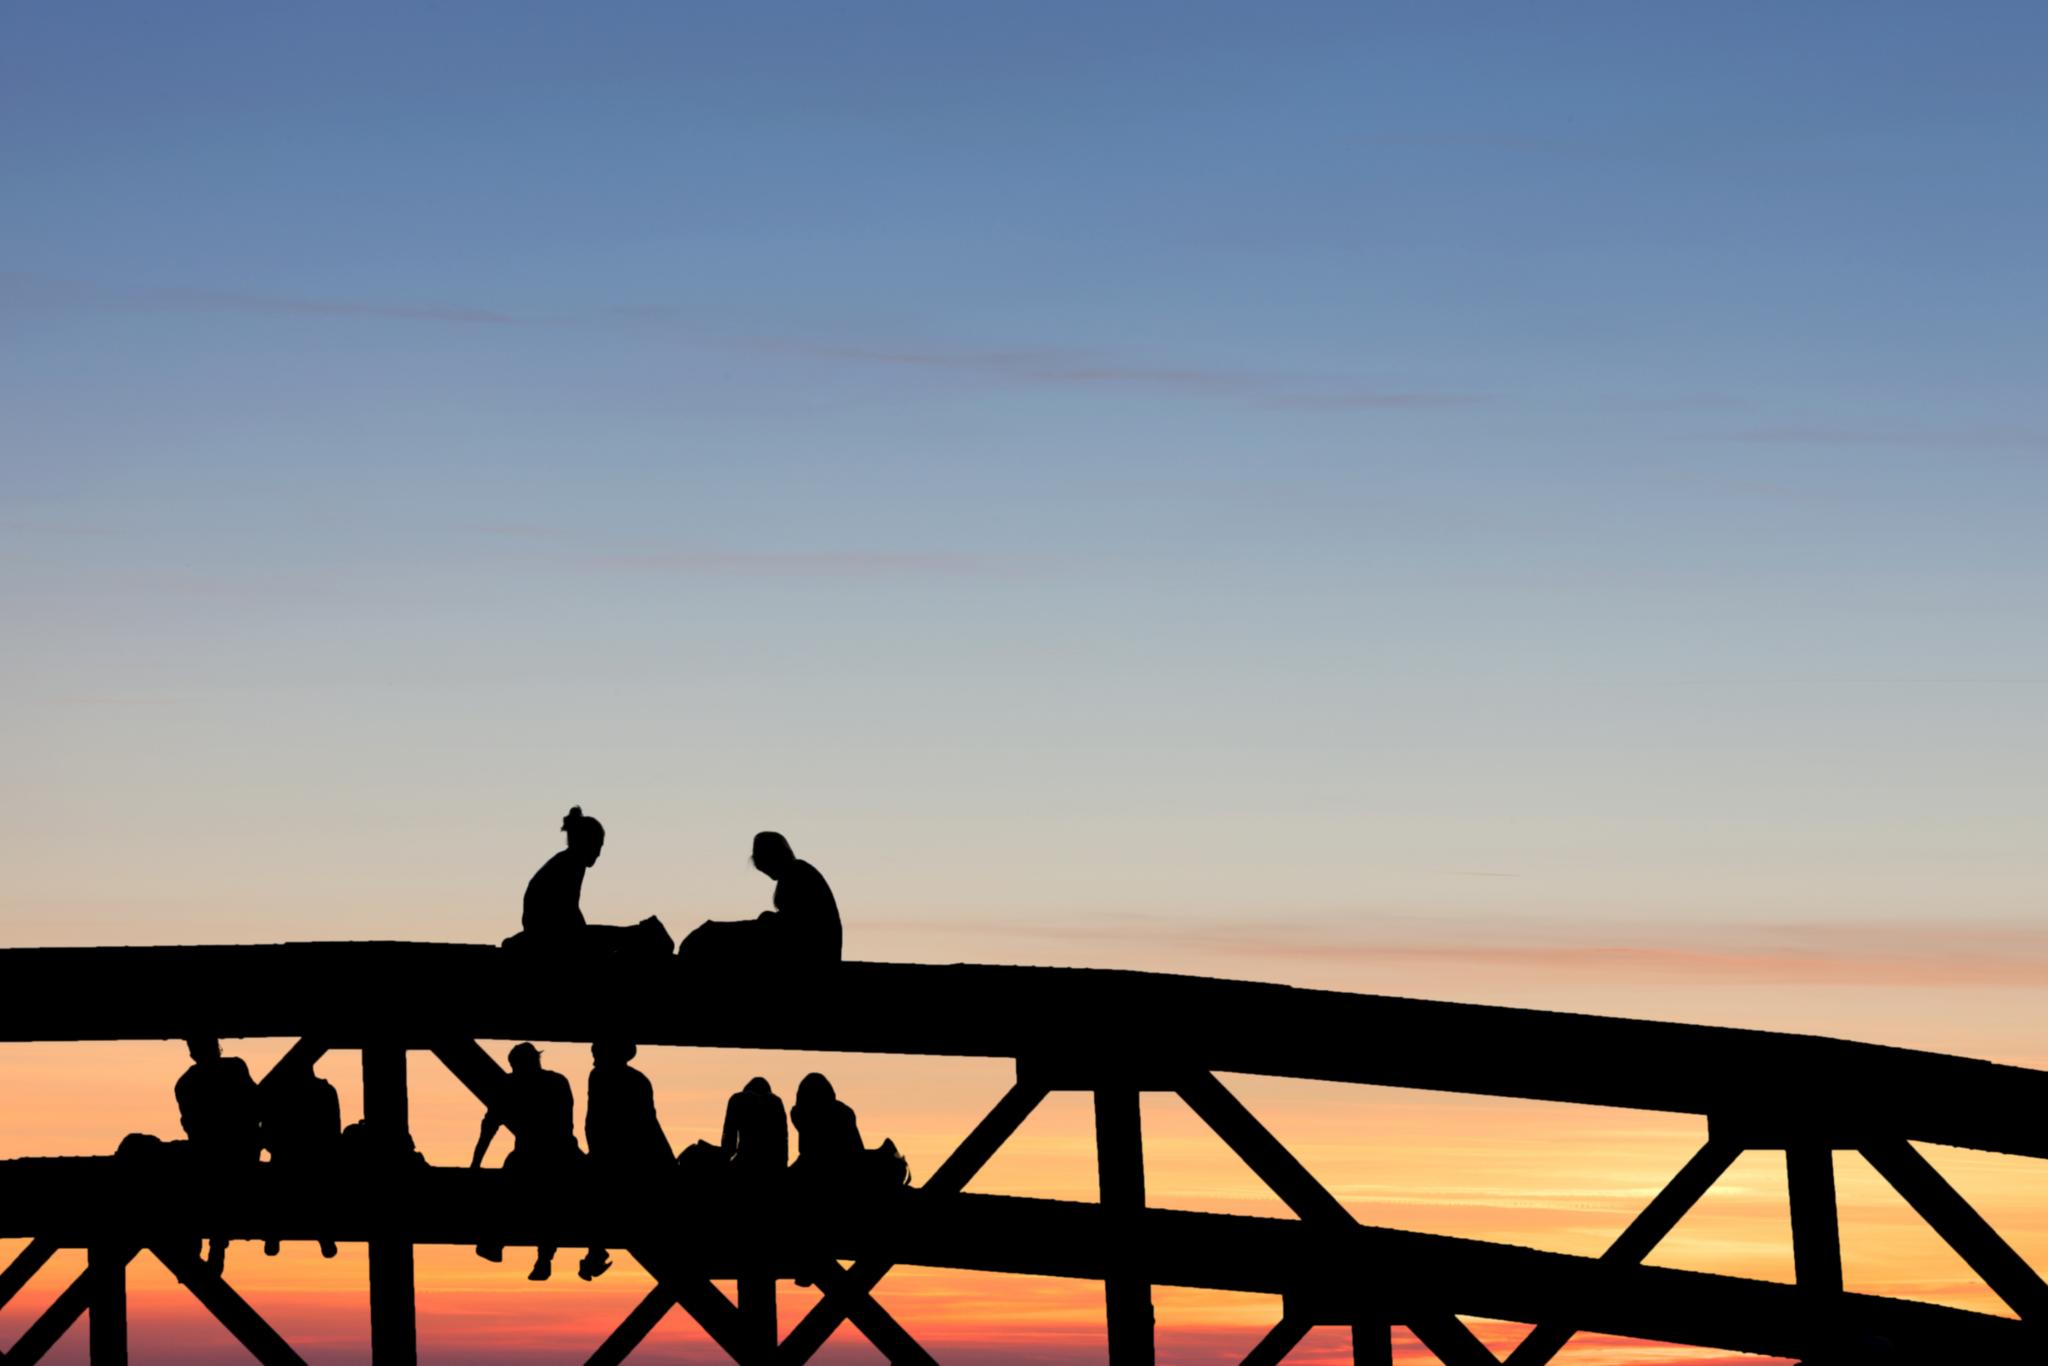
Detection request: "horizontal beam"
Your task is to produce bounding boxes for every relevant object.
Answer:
[2,943,2045,1158]
[0,1158,2027,1361]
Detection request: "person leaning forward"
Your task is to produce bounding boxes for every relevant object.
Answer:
[471,1042,593,1282]
[509,805,671,956]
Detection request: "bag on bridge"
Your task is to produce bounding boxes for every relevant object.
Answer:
[865,1138,910,1191]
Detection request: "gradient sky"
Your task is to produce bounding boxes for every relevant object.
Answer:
[4,3,2048,1362]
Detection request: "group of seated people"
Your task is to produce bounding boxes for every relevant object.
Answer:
[517,808,843,971]
[157,1039,902,1281]
[470,1040,900,1281]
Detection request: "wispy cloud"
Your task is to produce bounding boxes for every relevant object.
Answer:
[746,336,1473,410]
[869,913,2048,988]
[1722,424,2048,455]
[3,272,1474,411]
[475,526,994,578]
[0,273,521,326]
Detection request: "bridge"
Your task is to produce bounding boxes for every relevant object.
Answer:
[2,942,2045,1365]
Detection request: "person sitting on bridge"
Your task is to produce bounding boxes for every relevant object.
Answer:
[470,1042,592,1282]
[678,832,842,973]
[577,1040,672,1281]
[720,1076,789,1188]
[510,805,671,956]
[789,1072,863,1190]
[176,1037,261,1272]
[259,1053,341,1259]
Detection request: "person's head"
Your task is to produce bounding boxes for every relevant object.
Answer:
[508,1042,543,1073]
[563,806,605,866]
[794,1072,834,1109]
[592,1040,636,1068]
[185,1037,220,1063]
[742,1076,773,1099]
[751,831,794,878]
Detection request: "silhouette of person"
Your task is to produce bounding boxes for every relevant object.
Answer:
[579,1040,672,1281]
[751,832,841,967]
[524,806,606,938]
[721,1076,789,1186]
[789,1072,863,1190]
[470,1042,584,1281]
[514,805,672,955]
[259,1055,341,1258]
[175,1037,260,1272]
[678,832,841,972]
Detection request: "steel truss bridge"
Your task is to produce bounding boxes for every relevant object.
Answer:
[1,943,2045,1365]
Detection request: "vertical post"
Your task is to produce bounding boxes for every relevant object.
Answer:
[1787,1146,1843,1296]
[1094,1086,1153,1366]
[364,1045,418,1366]
[739,1276,776,1356]
[89,1244,128,1366]
[1350,1320,1392,1366]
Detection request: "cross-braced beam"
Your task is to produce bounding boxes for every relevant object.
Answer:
[151,1243,308,1366]
[4,1266,92,1365]
[0,1236,58,1314]
[1504,1137,1741,1366]
[1861,1138,2048,1321]
[772,1080,1048,1365]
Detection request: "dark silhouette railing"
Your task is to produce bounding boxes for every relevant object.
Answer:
[1,942,2044,1365]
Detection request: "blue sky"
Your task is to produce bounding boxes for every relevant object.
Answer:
[4,3,2046,1018]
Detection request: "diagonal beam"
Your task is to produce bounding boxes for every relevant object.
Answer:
[429,1038,508,1110]
[150,1244,309,1366]
[1240,1316,1311,1366]
[1861,1138,2048,1321]
[806,1261,937,1366]
[777,1081,1047,1364]
[1177,1071,1352,1226]
[586,1284,678,1366]
[1185,1074,1482,1360]
[1408,1313,1502,1366]
[627,1249,769,1366]
[1505,1137,1741,1366]
[0,1236,58,1313]
[258,1038,329,1088]
[6,1268,93,1366]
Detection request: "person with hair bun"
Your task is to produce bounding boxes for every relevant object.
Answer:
[510,806,672,955]
[524,806,606,937]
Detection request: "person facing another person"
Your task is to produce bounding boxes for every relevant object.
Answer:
[523,806,606,938]
[678,831,842,973]
[510,805,671,955]
[471,1042,589,1282]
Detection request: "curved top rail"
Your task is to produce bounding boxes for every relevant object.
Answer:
[3,941,2044,1159]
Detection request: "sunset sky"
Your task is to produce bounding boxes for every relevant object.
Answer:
[5,2,2048,1362]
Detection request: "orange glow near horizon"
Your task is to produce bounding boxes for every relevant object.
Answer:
[4,1023,2044,1363]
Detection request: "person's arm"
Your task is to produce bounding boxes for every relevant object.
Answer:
[720,1094,743,1157]
[471,1113,501,1169]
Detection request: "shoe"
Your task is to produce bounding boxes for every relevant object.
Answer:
[320,1240,338,1259]
[577,1253,611,1282]
[263,1239,280,1257]
[476,1244,503,1263]
[528,1261,552,1282]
